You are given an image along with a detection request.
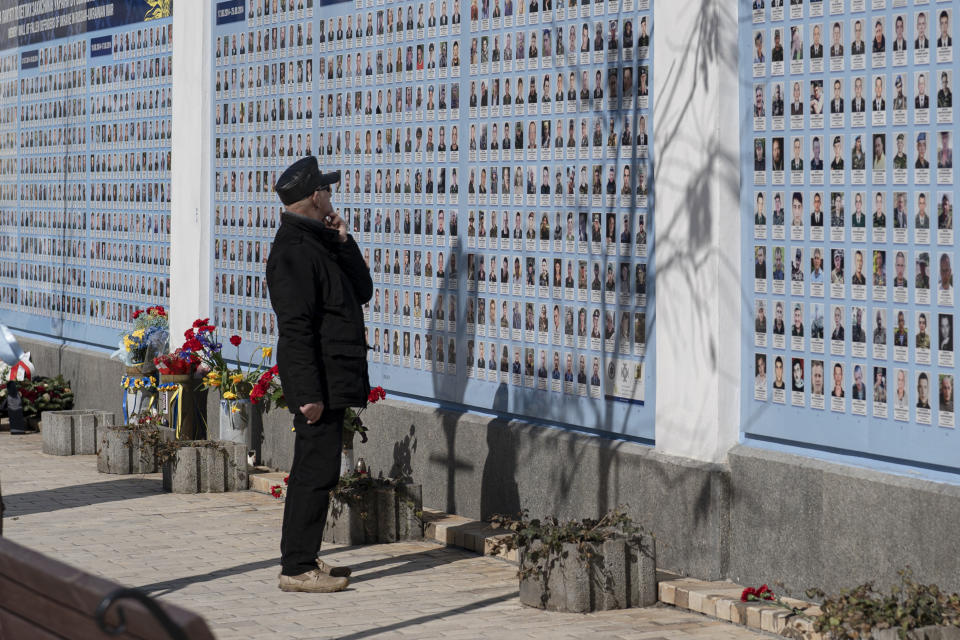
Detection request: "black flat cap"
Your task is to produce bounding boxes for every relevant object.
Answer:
[274,156,341,206]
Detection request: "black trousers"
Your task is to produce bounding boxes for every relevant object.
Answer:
[280,407,345,576]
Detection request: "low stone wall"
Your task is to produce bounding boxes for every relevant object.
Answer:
[42,410,116,456]
[727,444,960,597]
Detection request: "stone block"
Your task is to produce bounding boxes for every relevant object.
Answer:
[396,482,424,541]
[714,597,733,621]
[323,494,369,545]
[42,410,116,456]
[558,542,591,613]
[632,534,658,608]
[519,534,657,613]
[162,442,248,493]
[745,604,762,628]
[97,426,173,474]
[598,538,627,611]
[41,411,78,456]
[659,581,677,604]
[323,483,423,545]
[374,488,397,544]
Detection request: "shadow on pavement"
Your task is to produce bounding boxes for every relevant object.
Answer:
[138,546,480,597]
[137,557,283,596]
[345,546,477,584]
[2,477,164,518]
[334,592,518,640]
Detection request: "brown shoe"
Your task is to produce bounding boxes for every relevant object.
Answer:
[316,558,352,577]
[278,569,349,593]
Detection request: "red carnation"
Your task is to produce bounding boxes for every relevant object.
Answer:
[229,335,242,347]
[269,364,279,375]
[184,328,195,340]
[740,587,756,602]
[192,318,208,328]
[133,309,143,319]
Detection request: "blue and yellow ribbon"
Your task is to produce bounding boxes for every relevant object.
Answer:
[121,375,158,422]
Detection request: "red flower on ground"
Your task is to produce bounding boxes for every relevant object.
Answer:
[270,485,283,499]
[229,335,242,347]
[741,585,775,602]
[283,475,289,485]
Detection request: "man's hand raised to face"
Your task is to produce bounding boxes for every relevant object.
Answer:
[323,210,348,243]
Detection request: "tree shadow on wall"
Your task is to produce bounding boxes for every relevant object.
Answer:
[417,1,747,534]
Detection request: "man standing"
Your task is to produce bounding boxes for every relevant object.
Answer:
[267,156,373,593]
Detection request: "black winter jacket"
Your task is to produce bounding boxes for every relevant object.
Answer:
[266,212,373,412]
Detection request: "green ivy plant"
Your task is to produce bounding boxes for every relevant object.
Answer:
[330,472,423,523]
[116,410,240,473]
[806,568,960,639]
[489,506,649,608]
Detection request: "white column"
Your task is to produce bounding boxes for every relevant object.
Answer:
[653,0,742,463]
[170,2,214,339]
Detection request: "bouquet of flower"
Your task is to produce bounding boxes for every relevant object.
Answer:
[0,376,74,417]
[153,348,201,376]
[180,318,286,412]
[111,305,170,369]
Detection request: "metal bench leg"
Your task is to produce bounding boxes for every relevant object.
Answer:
[95,588,189,640]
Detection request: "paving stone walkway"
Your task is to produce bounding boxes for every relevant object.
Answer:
[0,433,763,639]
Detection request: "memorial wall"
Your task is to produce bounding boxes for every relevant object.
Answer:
[0,0,173,348]
[741,0,960,468]
[212,0,655,437]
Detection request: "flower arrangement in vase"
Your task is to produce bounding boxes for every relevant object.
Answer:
[111,305,170,374]
[180,318,285,411]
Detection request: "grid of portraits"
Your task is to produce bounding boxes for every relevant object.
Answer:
[213,0,652,422]
[0,20,173,340]
[746,0,960,456]
[213,0,318,343]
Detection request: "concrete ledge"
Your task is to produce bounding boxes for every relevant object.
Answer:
[658,576,823,639]
[250,471,286,496]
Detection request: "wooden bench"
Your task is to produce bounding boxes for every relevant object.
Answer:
[0,537,214,639]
